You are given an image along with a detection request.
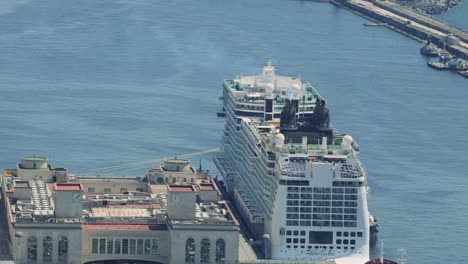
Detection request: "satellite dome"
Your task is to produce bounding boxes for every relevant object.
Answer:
[265,83,274,94]
[275,133,285,149]
[341,135,354,147]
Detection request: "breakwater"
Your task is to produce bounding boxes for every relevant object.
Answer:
[331,0,468,59]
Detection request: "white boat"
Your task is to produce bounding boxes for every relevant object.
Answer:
[214,61,376,263]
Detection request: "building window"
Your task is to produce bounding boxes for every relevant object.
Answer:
[200,238,210,263]
[144,239,151,254]
[43,236,53,262]
[151,239,158,254]
[120,188,128,193]
[185,238,196,263]
[58,237,68,262]
[129,239,136,254]
[99,238,106,254]
[172,178,177,183]
[215,239,225,263]
[92,239,98,254]
[122,239,129,254]
[104,188,112,193]
[115,239,121,254]
[137,239,144,254]
[88,187,96,193]
[107,239,113,254]
[27,236,37,261]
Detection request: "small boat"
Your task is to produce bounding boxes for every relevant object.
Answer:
[458,70,468,79]
[420,38,439,57]
[363,22,386,27]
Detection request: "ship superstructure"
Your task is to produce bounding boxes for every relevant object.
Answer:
[214,61,371,263]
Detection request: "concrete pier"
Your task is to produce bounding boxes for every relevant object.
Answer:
[331,0,468,59]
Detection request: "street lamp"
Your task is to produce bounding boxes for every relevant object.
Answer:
[14,232,24,264]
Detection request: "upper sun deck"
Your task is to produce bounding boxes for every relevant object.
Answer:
[223,61,321,106]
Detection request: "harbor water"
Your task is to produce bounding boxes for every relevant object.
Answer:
[0,0,467,263]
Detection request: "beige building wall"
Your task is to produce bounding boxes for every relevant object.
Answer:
[78,179,149,194]
[170,225,240,264]
[14,225,82,264]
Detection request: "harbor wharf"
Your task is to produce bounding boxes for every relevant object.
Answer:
[331,0,468,59]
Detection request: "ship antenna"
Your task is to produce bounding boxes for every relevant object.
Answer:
[380,238,384,264]
[199,159,202,172]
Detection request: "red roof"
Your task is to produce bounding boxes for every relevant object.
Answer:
[168,185,194,192]
[55,183,83,191]
[199,184,215,191]
[83,224,165,231]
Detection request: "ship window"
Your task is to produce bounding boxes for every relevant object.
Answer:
[200,238,210,263]
[309,231,333,244]
[286,238,291,243]
[344,222,357,227]
[120,188,128,193]
[343,240,349,245]
[300,201,311,206]
[151,239,159,254]
[286,220,298,226]
[293,231,299,236]
[357,232,363,237]
[286,231,292,235]
[287,207,299,212]
[88,187,96,193]
[300,221,311,226]
[58,237,68,261]
[350,240,356,245]
[286,214,299,219]
[293,238,298,243]
[300,239,306,244]
[336,239,342,244]
[332,208,343,213]
[216,239,225,263]
[104,188,111,193]
[300,231,306,236]
[287,200,299,206]
[332,201,343,207]
[312,220,330,227]
[300,207,311,213]
[333,188,344,193]
[344,208,357,214]
[42,236,52,262]
[332,221,343,227]
[337,232,342,236]
[343,232,349,236]
[185,238,196,263]
[115,239,121,254]
[351,232,356,237]
[27,236,37,260]
[92,238,98,254]
[332,215,343,220]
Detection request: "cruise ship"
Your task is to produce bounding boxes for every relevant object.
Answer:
[214,61,373,264]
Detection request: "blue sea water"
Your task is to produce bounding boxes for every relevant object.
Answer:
[0,0,467,263]
[437,1,468,30]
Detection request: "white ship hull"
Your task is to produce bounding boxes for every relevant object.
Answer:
[215,61,372,263]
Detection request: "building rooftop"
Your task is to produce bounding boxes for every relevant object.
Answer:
[55,183,82,191]
[167,185,195,192]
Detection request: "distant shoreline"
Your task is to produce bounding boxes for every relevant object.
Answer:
[392,0,461,15]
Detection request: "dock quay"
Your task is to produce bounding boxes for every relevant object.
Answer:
[331,0,468,60]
